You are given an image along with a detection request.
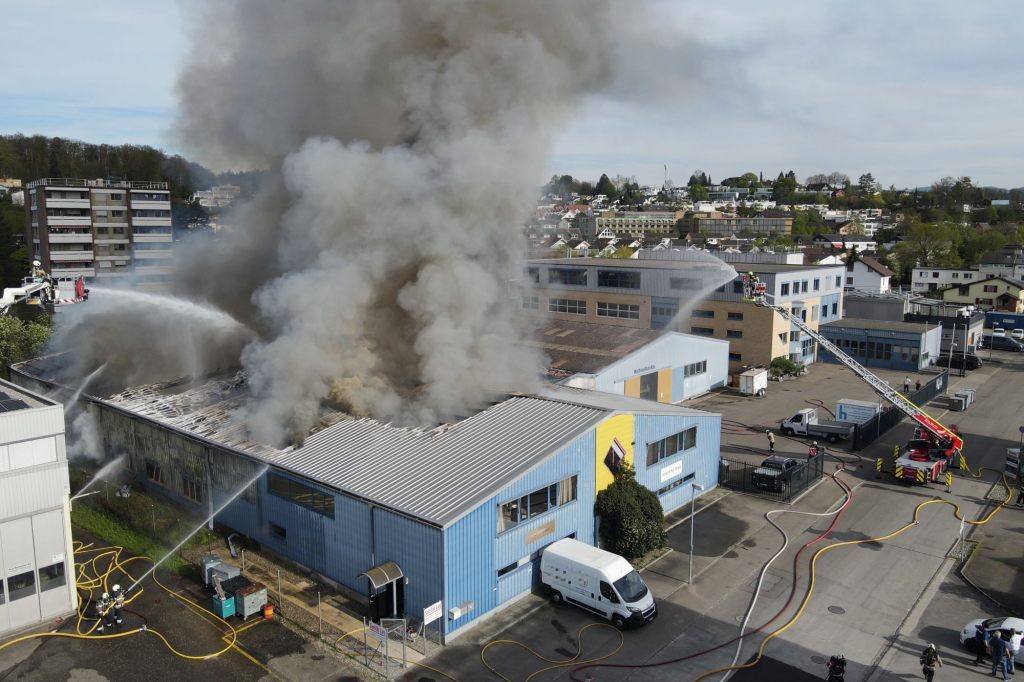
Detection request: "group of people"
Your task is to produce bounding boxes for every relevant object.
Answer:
[95,584,126,634]
[974,624,1022,680]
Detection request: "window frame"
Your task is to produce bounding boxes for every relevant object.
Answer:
[497,474,578,533]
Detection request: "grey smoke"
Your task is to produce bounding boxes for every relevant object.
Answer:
[165,0,620,443]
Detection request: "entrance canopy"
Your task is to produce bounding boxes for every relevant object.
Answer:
[359,561,404,590]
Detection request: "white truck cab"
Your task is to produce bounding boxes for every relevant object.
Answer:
[540,538,657,628]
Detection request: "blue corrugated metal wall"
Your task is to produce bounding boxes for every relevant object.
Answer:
[634,413,721,514]
[372,507,443,627]
[443,429,596,639]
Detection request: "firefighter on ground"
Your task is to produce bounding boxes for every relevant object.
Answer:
[111,584,125,626]
[96,592,115,634]
[766,429,776,453]
[826,653,846,680]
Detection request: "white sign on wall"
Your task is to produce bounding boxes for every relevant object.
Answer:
[423,600,443,625]
[659,460,683,483]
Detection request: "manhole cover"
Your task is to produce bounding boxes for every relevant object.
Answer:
[828,605,846,615]
[810,655,827,665]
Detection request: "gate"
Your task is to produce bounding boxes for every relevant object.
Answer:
[718,454,824,502]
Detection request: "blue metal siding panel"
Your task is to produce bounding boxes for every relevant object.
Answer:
[373,508,443,624]
[443,430,597,637]
[634,414,721,514]
[820,329,923,371]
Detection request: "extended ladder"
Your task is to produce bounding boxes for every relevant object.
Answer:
[741,274,963,451]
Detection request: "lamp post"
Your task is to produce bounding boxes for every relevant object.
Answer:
[688,483,706,584]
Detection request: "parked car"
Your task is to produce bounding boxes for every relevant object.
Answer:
[985,335,1024,352]
[751,456,804,492]
[938,354,983,370]
[993,327,1007,337]
[959,616,1024,663]
[1011,329,1024,340]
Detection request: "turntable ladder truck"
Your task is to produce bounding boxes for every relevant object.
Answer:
[741,272,962,484]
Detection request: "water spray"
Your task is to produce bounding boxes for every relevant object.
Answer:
[125,464,269,594]
[68,362,107,406]
[71,453,127,501]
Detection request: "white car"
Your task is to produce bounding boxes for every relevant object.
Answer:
[1011,329,1024,341]
[960,616,1024,662]
[993,327,1007,337]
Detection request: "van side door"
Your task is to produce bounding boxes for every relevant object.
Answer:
[599,580,620,617]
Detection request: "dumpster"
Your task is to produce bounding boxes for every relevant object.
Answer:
[212,594,236,619]
[235,582,268,620]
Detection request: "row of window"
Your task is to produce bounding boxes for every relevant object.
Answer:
[657,472,695,496]
[646,426,697,466]
[268,472,336,518]
[779,276,842,297]
[0,562,67,606]
[830,338,921,363]
[498,475,578,533]
[145,459,204,503]
[549,298,586,314]
[683,360,707,377]
[691,327,713,336]
[597,302,640,319]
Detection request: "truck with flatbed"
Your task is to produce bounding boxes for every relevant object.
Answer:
[780,408,855,443]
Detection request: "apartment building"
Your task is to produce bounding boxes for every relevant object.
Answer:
[910,267,979,293]
[684,211,793,236]
[576,210,684,240]
[25,178,173,284]
[523,257,844,372]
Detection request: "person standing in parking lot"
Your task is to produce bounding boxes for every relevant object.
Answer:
[1008,629,1021,675]
[976,623,990,664]
[766,430,775,453]
[990,630,1010,680]
[904,376,912,394]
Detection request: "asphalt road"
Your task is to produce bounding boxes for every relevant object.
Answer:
[413,350,1024,682]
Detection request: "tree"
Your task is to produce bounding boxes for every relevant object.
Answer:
[737,172,760,188]
[0,316,50,379]
[769,356,803,378]
[687,184,709,202]
[893,221,962,273]
[0,195,30,288]
[688,170,709,186]
[857,173,879,196]
[596,173,617,198]
[611,246,634,259]
[594,461,665,559]
[826,172,850,188]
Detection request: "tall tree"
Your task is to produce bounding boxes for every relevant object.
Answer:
[595,173,617,198]
[857,173,879,196]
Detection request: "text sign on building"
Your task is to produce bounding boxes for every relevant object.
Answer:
[423,600,443,626]
[659,460,683,483]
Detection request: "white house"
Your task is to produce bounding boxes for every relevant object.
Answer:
[910,267,979,293]
[844,256,894,293]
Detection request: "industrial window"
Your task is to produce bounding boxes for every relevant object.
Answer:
[548,268,587,286]
[548,298,586,315]
[7,570,35,602]
[657,472,695,496]
[497,475,578,533]
[181,475,204,503]
[733,281,744,293]
[38,562,66,592]
[497,561,519,577]
[727,312,743,321]
[597,302,640,319]
[269,522,287,540]
[646,426,697,466]
[813,279,820,291]
[690,327,713,336]
[670,277,702,290]
[145,459,165,486]
[684,360,707,377]
[266,473,335,519]
[802,338,816,356]
[522,296,539,310]
[726,330,742,338]
[729,353,742,361]
[781,283,790,296]
[597,270,640,289]
[652,305,677,318]
[692,309,714,318]
[524,267,540,284]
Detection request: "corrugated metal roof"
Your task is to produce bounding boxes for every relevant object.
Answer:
[275,393,610,527]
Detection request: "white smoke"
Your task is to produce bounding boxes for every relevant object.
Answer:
[169,0,619,443]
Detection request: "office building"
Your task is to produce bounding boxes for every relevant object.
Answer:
[25,178,173,283]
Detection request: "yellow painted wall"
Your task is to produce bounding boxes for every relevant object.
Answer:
[595,414,635,494]
[657,367,673,403]
[624,377,640,398]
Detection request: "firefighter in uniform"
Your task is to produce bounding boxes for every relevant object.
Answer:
[111,584,125,626]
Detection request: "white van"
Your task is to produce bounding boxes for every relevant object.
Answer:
[540,538,657,628]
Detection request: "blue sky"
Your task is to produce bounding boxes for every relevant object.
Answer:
[3,1,1023,188]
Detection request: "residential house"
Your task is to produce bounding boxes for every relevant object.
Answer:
[910,267,979,294]
[937,276,1024,312]
[844,255,893,293]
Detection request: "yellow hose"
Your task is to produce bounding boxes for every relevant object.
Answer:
[481,621,624,682]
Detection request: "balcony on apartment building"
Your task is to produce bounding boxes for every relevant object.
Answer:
[50,264,95,278]
[47,228,93,244]
[49,250,94,262]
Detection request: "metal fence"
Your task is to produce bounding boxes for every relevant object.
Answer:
[851,370,949,450]
[719,453,824,502]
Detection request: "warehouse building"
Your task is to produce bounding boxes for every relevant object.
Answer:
[0,380,76,637]
[10,359,721,641]
[819,318,943,371]
[534,319,729,402]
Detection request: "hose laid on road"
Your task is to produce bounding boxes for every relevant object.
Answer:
[0,541,241,663]
[690,468,1014,681]
[481,621,624,682]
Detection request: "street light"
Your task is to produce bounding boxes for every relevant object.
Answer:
[688,482,706,584]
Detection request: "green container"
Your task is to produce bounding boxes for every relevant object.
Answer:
[212,594,236,619]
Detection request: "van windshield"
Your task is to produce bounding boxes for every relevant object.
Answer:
[613,570,648,603]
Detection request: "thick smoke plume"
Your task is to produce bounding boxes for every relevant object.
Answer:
[164,0,619,443]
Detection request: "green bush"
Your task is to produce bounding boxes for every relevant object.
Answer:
[594,462,666,559]
[769,355,803,378]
